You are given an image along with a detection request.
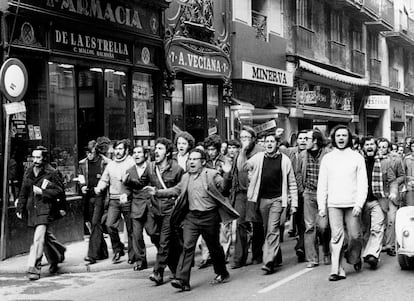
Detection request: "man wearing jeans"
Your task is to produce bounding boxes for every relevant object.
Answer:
[245,132,298,274]
[297,130,331,268]
[318,125,368,281]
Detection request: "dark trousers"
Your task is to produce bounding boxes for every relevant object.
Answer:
[106,199,133,259]
[177,210,228,285]
[131,216,147,265]
[233,192,250,266]
[252,222,264,262]
[87,196,108,260]
[149,214,172,274]
[294,195,305,255]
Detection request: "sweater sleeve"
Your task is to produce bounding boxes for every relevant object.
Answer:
[317,156,328,212]
[355,155,368,209]
[95,163,111,194]
[287,162,298,208]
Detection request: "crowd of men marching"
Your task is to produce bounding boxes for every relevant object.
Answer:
[15,124,414,290]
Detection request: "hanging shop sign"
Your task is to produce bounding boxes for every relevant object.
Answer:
[391,101,405,122]
[254,120,277,133]
[15,0,160,34]
[52,28,131,62]
[364,95,390,109]
[242,61,293,87]
[165,37,231,80]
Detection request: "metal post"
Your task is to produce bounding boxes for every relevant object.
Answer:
[0,113,10,260]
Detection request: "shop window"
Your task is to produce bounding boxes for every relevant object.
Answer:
[132,72,155,147]
[172,79,184,133]
[184,83,204,143]
[49,63,77,195]
[207,84,219,136]
[104,69,128,141]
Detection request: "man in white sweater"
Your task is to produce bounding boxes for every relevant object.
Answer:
[317,125,368,281]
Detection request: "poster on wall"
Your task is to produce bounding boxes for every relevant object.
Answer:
[133,101,149,136]
[57,165,76,195]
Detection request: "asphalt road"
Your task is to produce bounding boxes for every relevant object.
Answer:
[1,237,413,301]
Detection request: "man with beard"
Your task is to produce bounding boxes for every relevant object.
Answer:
[297,130,331,268]
[16,146,67,280]
[377,138,405,256]
[225,126,264,269]
[94,139,135,264]
[282,130,308,262]
[360,136,396,269]
[148,149,239,291]
[317,125,367,281]
[123,138,184,285]
[245,133,298,274]
[79,140,111,265]
[123,146,151,271]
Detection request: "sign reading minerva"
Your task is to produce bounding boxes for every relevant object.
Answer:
[166,37,231,80]
[242,61,293,87]
[52,28,130,62]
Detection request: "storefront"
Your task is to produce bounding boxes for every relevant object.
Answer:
[164,1,231,143]
[0,0,169,258]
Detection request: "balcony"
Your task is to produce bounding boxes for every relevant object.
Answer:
[369,58,381,85]
[252,10,267,42]
[405,74,414,94]
[293,25,315,58]
[384,15,414,48]
[364,0,394,32]
[329,41,346,69]
[352,49,365,75]
[389,67,400,90]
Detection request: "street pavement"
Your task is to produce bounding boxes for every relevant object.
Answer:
[0,235,413,301]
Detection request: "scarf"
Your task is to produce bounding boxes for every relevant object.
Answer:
[372,154,385,199]
[264,150,280,159]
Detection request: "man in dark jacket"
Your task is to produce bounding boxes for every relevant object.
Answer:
[16,146,67,281]
[149,148,239,291]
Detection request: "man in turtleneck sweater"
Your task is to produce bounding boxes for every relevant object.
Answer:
[94,139,135,264]
[245,132,298,274]
[297,130,331,268]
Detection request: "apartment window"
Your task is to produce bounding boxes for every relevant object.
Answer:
[252,0,268,41]
[331,11,342,42]
[296,0,312,28]
[369,33,379,59]
[352,30,362,51]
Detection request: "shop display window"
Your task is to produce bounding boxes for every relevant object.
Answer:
[132,72,155,147]
[207,84,219,136]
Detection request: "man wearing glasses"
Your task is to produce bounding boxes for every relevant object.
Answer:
[148,149,239,291]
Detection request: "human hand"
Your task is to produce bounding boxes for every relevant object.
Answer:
[318,209,326,217]
[120,193,128,204]
[290,206,297,215]
[275,128,284,139]
[388,193,397,203]
[14,198,19,208]
[143,186,156,196]
[94,187,100,195]
[352,206,362,217]
[81,186,88,194]
[16,212,22,219]
[222,159,232,174]
[33,185,42,196]
[59,210,66,217]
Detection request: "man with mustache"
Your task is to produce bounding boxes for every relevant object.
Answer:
[123,138,184,285]
[318,125,368,281]
[16,146,67,281]
[94,139,135,264]
[360,136,396,269]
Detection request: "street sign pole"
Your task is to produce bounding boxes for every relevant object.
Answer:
[0,113,10,260]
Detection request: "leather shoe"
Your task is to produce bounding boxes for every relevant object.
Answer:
[169,273,176,280]
[84,256,96,264]
[198,259,212,269]
[149,272,163,285]
[354,260,362,272]
[211,273,230,284]
[328,274,346,281]
[171,279,191,291]
[127,259,134,264]
[364,255,378,269]
[112,251,124,264]
[296,249,306,262]
[49,263,59,274]
[306,262,318,268]
[387,249,396,257]
[261,263,274,275]
[323,255,331,265]
[133,262,147,271]
[28,273,40,281]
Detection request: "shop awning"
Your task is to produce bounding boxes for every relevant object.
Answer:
[253,107,290,119]
[299,60,368,86]
[230,98,255,111]
[302,106,353,122]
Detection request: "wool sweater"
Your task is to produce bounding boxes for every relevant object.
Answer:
[317,148,368,210]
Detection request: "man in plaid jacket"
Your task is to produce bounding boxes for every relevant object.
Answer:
[360,136,397,269]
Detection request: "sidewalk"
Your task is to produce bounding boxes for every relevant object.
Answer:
[0,233,158,275]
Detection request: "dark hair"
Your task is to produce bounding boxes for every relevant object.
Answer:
[85,140,97,153]
[189,148,207,160]
[297,130,309,138]
[377,137,390,148]
[330,125,353,149]
[155,137,174,159]
[360,135,377,147]
[312,130,325,149]
[174,131,195,150]
[228,139,241,148]
[132,145,149,159]
[34,145,49,162]
[113,139,131,152]
[241,125,257,139]
[204,134,222,151]
[95,136,112,155]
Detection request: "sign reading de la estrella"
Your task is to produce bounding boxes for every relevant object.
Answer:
[52,27,130,62]
[165,37,231,80]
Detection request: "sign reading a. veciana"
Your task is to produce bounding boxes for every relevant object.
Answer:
[52,28,131,62]
[242,61,293,87]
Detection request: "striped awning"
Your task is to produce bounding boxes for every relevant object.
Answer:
[299,60,368,86]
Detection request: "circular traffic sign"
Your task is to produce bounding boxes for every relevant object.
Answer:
[0,58,28,102]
